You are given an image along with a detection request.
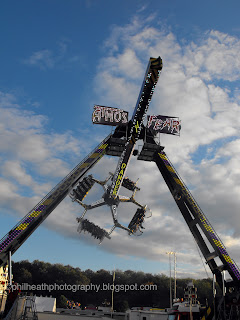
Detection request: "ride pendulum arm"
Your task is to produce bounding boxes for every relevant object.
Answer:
[153,149,240,289]
[104,56,162,237]
[108,57,163,200]
[0,134,111,268]
[70,57,162,241]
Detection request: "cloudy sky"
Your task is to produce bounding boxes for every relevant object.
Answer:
[1,0,240,280]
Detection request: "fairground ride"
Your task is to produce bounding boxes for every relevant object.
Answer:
[0,57,239,319]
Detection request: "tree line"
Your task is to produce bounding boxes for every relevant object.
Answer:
[12,260,214,311]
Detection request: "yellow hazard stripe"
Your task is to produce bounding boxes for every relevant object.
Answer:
[16,223,29,230]
[201,306,212,320]
[207,307,211,315]
[166,165,175,173]
[29,211,40,218]
[222,254,234,264]
[98,143,108,150]
[43,199,52,205]
[213,239,224,248]
[173,177,184,186]
[158,153,166,160]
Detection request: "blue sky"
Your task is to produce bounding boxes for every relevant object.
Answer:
[1,0,240,280]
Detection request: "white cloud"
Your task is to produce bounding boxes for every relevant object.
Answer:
[24,49,55,69]
[2,161,33,186]
[0,92,19,108]
[23,40,84,70]
[0,178,18,200]
[102,49,143,80]
[0,91,93,223]
[181,30,240,82]
[37,158,70,177]
[89,16,240,277]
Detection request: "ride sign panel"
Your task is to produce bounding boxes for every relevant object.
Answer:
[92,105,128,126]
[147,115,181,135]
